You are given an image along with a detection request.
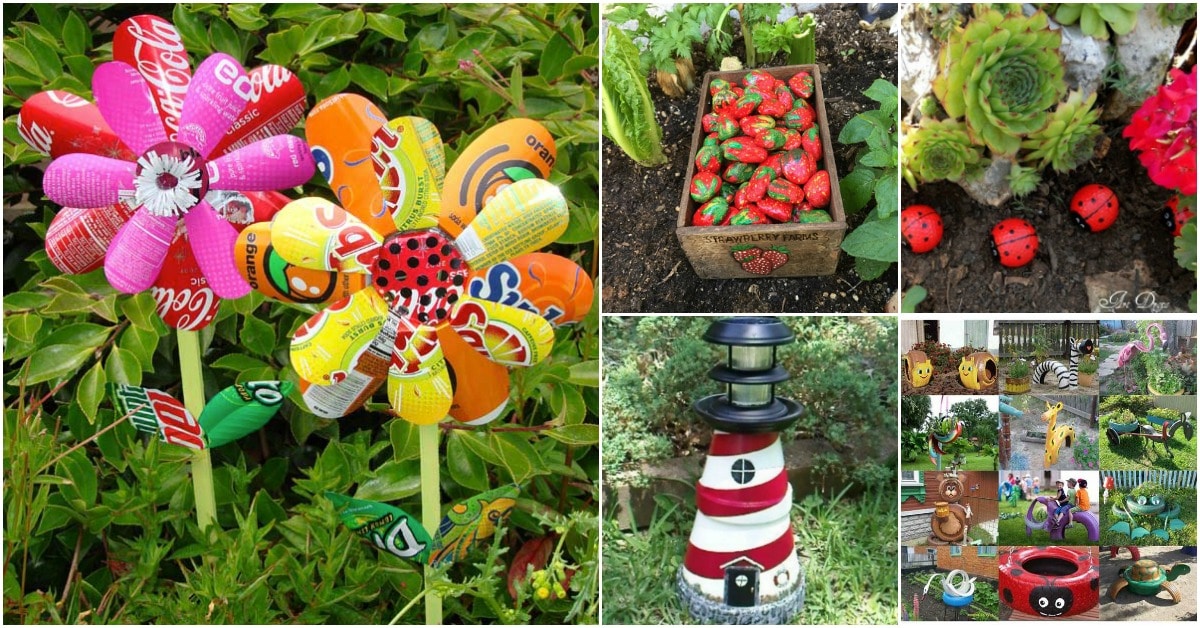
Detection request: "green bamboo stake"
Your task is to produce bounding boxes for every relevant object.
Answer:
[177,329,217,530]
[419,422,443,625]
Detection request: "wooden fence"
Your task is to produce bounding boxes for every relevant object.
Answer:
[1031,394,1097,423]
[1102,469,1196,489]
[998,321,1100,359]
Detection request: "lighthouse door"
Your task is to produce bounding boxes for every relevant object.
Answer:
[723,566,759,607]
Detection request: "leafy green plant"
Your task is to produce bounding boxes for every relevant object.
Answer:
[1007,359,1031,379]
[1021,90,1103,173]
[1157,3,1196,25]
[1044,3,1141,40]
[603,4,703,97]
[901,118,983,187]
[754,13,816,65]
[601,25,667,167]
[1149,369,1183,394]
[901,285,928,312]
[838,79,899,281]
[1007,162,1042,197]
[933,8,1066,155]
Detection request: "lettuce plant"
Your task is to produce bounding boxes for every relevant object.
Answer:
[601,25,668,166]
[901,118,983,187]
[1021,90,1103,173]
[933,8,1066,155]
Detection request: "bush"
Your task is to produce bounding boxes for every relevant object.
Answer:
[909,339,954,371]
[1007,359,1030,378]
[1099,395,1156,416]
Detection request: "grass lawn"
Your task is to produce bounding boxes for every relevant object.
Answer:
[996,492,1095,545]
[1099,487,1197,547]
[1098,413,1198,471]
[901,452,996,471]
[602,487,897,625]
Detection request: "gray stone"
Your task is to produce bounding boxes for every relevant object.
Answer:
[898,3,938,109]
[959,156,1016,207]
[1053,22,1111,96]
[1103,5,1183,120]
[677,566,806,625]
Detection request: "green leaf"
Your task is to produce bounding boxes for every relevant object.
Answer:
[838,114,878,145]
[349,63,389,101]
[839,167,877,214]
[6,313,42,343]
[228,4,269,31]
[389,419,420,462]
[446,432,490,492]
[120,292,159,330]
[57,449,97,509]
[539,33,573,81]
[209,18,243,62]
[854,256,893,281]
[458,430,505,466]
[315,64,351,100]
[490,433,534,482]
[545,424,599,446]
[567,360,599,387]
[873,170,898,218]
[61,11,90,57]
[901,286,928,313]
[172,4,210,53]
[21,344,94,385]
[863,78,897,110]
[118,325,158,370]
[211,354,271,373]
[104,346,142,386]
[240,315,276,357]
[841,220,899,263]
[545,382,587,425]
[77,362,106,424]
[355,460,420,502]
[860,148,893,168]
[365,12,407,41]
[510,63,525,113]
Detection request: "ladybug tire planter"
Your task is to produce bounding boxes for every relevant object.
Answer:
[1069,184,1118,232]
[999,546,1099,618]
[991,218,1039,268]
[901,205,943,253]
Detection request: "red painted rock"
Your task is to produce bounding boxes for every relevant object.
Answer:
[773,84,794,110]
[758,98,788,117]
[900,205,943,254]
[730,92,762,118]
[755,128,788,151]
[712,89,738,111]
[781,149,817,185]
[728,206,768,225]
[723,162,755,184]
[715,115,740,140]
[744,164,775,203]
[739,115,776,137]
[991,218,1039,268]
[743,70,777,91]
[804,171,831,208]
[701,113,721,133]
[693,197,730,227]
[690,171,723,203]
[1068,184,1118,232]
[783,99,815,130]
[782,128,803,151]
[788,71,814,99]
[800,126,823,161]
[709,78,732,95]
[757,197,793,222]
[694,145,723,174]
[767,179,805,204]
[795,209,832,223]
[720,137,768,164]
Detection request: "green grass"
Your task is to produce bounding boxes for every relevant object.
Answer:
[996,492,1095,545]
[901,451,995,471]
[1098,413,1198,471]
[602,488,898,624]
[1099,486,1197,546]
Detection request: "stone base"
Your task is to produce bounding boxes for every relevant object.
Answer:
[676,565,805,625]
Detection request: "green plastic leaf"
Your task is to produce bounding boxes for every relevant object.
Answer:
[326,492,434,563]
[428,485,519,566]
[1151,529,1170,541]
[1130,526,1150,540]
[447,432,491,492]
[1169,518,1186,531]
[198,381,294,448]
[109,383,204,449]
[77,362,106,424]
[1107,521,1132,536]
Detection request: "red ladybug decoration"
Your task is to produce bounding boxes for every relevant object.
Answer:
[1164,195,1194,238]
[900,205,943,253]
[991,218,1039,268]
[1069,184,1118,232]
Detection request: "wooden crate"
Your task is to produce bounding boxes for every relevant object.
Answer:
[676,64,846,278]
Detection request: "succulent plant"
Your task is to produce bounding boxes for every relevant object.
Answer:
[1021,90,1104,172]
[1008,161,1041,197]
[934,9,1066,155]
[901,118,983,188]
[1124,67,1197,195]
[1045,3,1141,40]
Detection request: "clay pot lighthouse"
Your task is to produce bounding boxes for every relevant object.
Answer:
[677,317,806,624]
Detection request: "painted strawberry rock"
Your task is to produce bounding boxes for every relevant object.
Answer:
[703,132,720,147]
[900,204,943,253]
[728,206,768,225]
[709,78,732,95]
[767,178,805,204]
[744,70,777,91]
[713,89,738,110]
[758,98,788,117]
[730,92,762,118]
[745,164,776,202]
[800,126,822,161]
[690,171,722,203]
[782,128,803,150]
[755,128,788,151]
[788,71,814,99]
[804,170,831,208]
[991,217,1039,268]
[757,197,793,222]
[733,182,751,209]
[1164,195,1194,237]
[781,149,817,185]
[715,116,740,140]
[740,115,776,137]
[721,137,768,163]
[795,209,832,223]
[723,162,755,184]
[695,145,723,174]
[783,99,816,130]
[693,197,730,227]
[773,84,794,110]
[701,113,721,133]
[1069,183,1118,232]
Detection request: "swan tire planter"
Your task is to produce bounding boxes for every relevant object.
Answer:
[1107,559,1191,603]
[1024,496,1099,542]
[1000,546,1099,618]
[940,569,976,607]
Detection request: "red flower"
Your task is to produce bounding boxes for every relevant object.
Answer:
[1123,67,1197,195]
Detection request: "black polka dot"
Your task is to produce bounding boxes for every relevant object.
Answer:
[448,293,459,304]
[418,312,428,322]
[420,295,432,306]
[450,259,463,269]
[452,275,465,286]
[375,277,388,286]
[400,288,413,298]
[392,270,407,282]
[389,243,402,254]
[437,270,449,281]
[407,257,420,268]
[1106,201,1112,207]
[1009,229,1015,234]
[425,236,438,247]
[435,308,447,319]
[407,239,419,250]
[429,254,440,265]
[378,259,391,270]
[416,276,429,286]
[441,244,452,255]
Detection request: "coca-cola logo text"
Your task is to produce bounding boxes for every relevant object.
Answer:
[152,285,218,331]
[122,17,189,135]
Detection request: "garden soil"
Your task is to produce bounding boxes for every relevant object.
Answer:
[602,5,898,313]
[902,371,998,395]
[902,128,1193,314]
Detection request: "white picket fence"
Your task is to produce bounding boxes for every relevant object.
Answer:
[1102,469,1196,489]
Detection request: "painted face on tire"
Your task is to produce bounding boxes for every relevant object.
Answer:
[1029,585,1073,617]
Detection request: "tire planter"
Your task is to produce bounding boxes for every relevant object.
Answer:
[1004,375,1030,394]
[999,546,1099,618]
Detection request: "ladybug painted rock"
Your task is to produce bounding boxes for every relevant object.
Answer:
[693,197,730,226]
[804,170,831,208]
[755,128,788,151]
[781,149,817,185]
[756,197,793,222]
[694,145,722,174]
[689,171,722,203]
[788,71,814,99]
[900,205,943,254]
[782,128,803,151]
[715,116,740,140]
[1069,184,1118,232]
[728,206,769,225]
[767,178,805,204]
[991,217,1039,267]
[739,115,776,137]
[800,126,822,161]
[723,162,755,184]
[720,137,768,163]
[1164,195,1194,237]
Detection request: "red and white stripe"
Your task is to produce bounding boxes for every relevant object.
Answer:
[681,430,800,600]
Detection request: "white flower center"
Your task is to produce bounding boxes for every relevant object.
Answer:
[134,141,209,217]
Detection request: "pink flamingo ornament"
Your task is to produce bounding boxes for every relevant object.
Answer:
[1116,323,1166,391]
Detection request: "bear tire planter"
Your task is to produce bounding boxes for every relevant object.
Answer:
[1000,546,1099,618]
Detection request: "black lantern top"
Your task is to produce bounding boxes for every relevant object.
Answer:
[693,317,804,434]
